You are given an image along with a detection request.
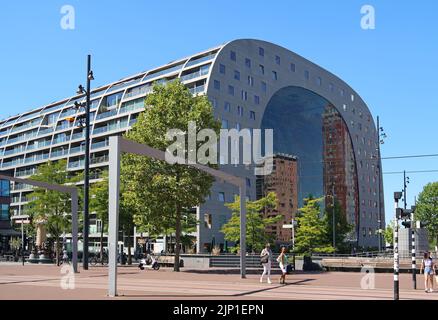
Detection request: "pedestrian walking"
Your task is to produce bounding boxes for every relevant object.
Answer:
[62,249,69,264]
[277,247,288,284]
[260,243,272,284]
[420,251,435,293]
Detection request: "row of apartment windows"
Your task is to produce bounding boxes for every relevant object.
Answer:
[228,49,366,115]
[213,79,264,103]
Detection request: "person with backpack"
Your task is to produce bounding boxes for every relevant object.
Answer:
[260,243,272,284]
[420,251,435,293]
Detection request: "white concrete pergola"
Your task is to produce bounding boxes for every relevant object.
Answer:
[108,136,247,297]
[0,174,79,273]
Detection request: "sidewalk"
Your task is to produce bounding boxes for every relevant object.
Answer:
[0,264,436,300]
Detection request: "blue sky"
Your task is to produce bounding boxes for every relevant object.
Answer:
[0,1,437,224]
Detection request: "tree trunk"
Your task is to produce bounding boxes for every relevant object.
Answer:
[100,221,104,260]
[55,239,60,266]
[174,206,182,272]
[127,227,132,265]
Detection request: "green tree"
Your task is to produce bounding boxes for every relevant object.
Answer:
[221,192,282,253]
[122,80,221,271]
[324,200,353,253]
[415,182,438,245]
[295,198,334,256]
[90,170,108,260]
[26,160,81,265]
[384,221,394,246]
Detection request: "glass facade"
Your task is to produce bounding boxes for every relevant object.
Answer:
[0,180,10,221]
[260,86,359,226]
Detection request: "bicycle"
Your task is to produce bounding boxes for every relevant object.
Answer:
[89,252,108,266]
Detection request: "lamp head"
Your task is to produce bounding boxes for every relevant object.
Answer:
[88,71,94,81]
[76,84,85,95]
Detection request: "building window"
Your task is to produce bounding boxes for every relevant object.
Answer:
[234,70,240,81]
[230,50,236,61]
[219,64,226,74]
[259,47,264,57]
[246,178,251,187]
[254,95,260,105]
[261,81,267,92]
[247,75,254,86]
[0,204,9,221]
[340,89,345,97]
[250,111,256,120]
[290,63,296,72]
[221,119,229,129]
[236,122,241,130]
[224,101,231,112]
[237,105,244,117]
[0,180,10,197]
[351,94,355,102]
[241,90,248,101]
[228,85,234,96]
[316,77,322,86]
[272,71,278,80]
[259,64,265,75]
[275,55,281,65]
[304,70,309,80]
[214,80,220,90]
[245,58,251,68]
[343,104,347,111]
[209,98,218,108]
[329,83,334,92]
[218,192,225,202]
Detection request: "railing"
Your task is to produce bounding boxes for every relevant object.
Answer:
[68,159,85,169]
[180,66,210,82]
[142,64,183,82]
[90,154,109,165]
[69,145,84,155]
[124,85,152,100]
[185,53,216,68]
[38,127,54,137]
[71,132,84,140]
[95,109,118,121]
[25,153,49,164]
[4,147,26,156]
[16,168,37,177]
[189,85,205,95]
[91,140,108,150]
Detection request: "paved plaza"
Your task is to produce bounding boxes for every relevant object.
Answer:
[0,263,437,300]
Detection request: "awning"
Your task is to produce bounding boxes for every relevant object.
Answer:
[0,228,22,237]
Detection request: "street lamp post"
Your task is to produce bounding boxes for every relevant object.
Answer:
[75,55,94,270]
[376,116,386,252]
[332,183,336,252]
[403,170,410,210]
[393,191,402,300]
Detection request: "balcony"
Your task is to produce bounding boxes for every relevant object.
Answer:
[180,65,210,82]
[95,109,118,121]
[90,154,109,165]
[91,140,108,150]
[38,127,54,137]
[189,85,205,95]
[71,131,84,140]
[185,53,216,68]
[25,153,49,164]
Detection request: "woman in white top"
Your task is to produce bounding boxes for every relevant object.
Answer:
[276,247,288,284]
[260,243,272,284]
[421,251,435,293]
